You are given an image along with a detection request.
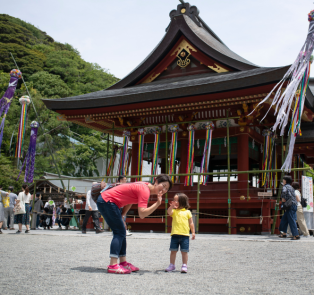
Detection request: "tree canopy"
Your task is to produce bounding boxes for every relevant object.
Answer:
[0,14,119,190]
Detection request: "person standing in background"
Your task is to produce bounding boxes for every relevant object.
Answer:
[4,186,18,230]
[31,193,43,230]
[82,189,104,234]
[15,184,32,234]
[0,189,9,234]
[292,182,310,238]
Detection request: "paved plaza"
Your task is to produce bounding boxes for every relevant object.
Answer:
[1,228,314,294]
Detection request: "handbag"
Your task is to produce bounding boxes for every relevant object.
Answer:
[301,196,308,208]
[282,197,293,210]
[14,192,26,215]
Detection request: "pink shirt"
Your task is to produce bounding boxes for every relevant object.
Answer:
[101,182,150,208]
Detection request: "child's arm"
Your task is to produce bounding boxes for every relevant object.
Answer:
[167,201,176,216]
[189,218,195,240]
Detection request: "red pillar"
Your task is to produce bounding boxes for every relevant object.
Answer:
[261,202,271,234]
[237,133,249,192]
[131,140,138,182]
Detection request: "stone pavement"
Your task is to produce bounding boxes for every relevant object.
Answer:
[1,227,314,294]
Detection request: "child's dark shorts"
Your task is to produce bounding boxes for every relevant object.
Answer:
[169,234,190,252]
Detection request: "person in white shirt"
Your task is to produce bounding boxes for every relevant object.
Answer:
[292,182,310,237]
[82,189,104,234]
[15,184,32,234]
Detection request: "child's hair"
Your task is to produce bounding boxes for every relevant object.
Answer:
[292,182,300,190]
[176,193,190,209]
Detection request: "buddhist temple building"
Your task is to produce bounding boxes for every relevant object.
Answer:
[43,2,314,234]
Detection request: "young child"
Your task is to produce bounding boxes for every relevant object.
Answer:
[165,193,195,273]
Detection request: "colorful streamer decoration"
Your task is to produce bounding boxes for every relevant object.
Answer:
[15,96,30,158]
[119,130,130,175]
[168,125,179,182]
[0,69,22,153]
[250,11,314,171]
[200,122,215,185]
[137,128,146,181]
[261,130,277,189]
[17,121,39,183]
[151,127,161,183]
[106,145,119,179]
[125,149,132,175]
[185,124,196,186]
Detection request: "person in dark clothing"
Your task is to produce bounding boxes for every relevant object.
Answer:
[278,175,300,240]
[57,207,70,230]
[40,207,53,230]
[31,193,43,230]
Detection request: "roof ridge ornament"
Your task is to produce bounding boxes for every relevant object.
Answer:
[170,2,201,27]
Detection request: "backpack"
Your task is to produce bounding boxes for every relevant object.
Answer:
[91,182,121,203]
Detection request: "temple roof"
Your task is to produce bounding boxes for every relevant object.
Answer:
[108,3,258,90]
[43,66,289,111]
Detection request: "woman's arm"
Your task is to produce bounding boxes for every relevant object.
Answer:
[121,204,132,218]
[138,193,162,219]
[295,191,301,203]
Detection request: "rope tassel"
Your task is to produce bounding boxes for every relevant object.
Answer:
[137,129,146,181]
[168,125,179,182]
[119,131,130,176]
[200,122,215,185]
[151,127,161,183]
[185,124,196,186]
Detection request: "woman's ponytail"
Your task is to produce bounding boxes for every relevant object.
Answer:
[22,184,29,195]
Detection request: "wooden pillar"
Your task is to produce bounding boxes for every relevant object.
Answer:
[261,202,271,234]
[131,140,138,182]
[237,132,249,192]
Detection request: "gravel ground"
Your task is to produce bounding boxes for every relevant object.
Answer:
[1,230,314,295]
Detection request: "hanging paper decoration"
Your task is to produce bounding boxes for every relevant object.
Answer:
[200,122,215,185]
[119,130,130,175]
[137,129,146,181]
[107,145,119,180]
[15,96,30,158]
[261,130,277,189]
[185,124,196,186]
[0,69,22,153]
[250,11,314,171]
[151,127,161,183]
[17,121,39,183]
[168,125,179,182]
[125,149,132,175]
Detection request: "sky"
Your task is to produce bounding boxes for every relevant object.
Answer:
[2,0,314,79]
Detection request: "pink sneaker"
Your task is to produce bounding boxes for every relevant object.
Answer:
[181,264,188,273]
[120,262,139,272]
[165,264,175,272]
[107,264,131,274]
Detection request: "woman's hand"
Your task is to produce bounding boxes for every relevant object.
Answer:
[282,198,286,202]
[156,191,163,206]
